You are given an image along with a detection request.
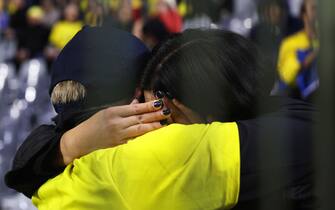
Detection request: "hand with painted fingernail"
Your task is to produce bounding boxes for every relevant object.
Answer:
[60,99,169,165]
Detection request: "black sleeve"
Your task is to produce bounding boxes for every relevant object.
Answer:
[4,125,65,198]
[234,97,316,210]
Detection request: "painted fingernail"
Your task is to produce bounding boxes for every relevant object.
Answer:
[162,108,171,116]
[155,91,165,99]
[153,99,163,108]
[160,119,168,126]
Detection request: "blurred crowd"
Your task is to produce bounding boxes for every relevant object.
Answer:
[0,0,319,209]
[0,0,310,66]
[0,0,230,67]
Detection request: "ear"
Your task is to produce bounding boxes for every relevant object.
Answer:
[171,99,204,123]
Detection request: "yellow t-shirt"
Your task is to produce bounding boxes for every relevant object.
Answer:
[32,122,240,210]
[277,31,310,85]
[49,21,83,50]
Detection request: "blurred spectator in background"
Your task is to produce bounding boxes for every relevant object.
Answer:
[250,0,287,66]
[0,30,16,63]
[48,3,82,50]
[0,0,16,63]
[116,0,134,30]
[98,0,134,32]
[46,3,82,61]
[133,0,181,48]
[277,0,319,100]
[8,0,27,33]
[132,0,143,21]
[84,0,104,26]
[142,18,170,49]
[154,0,182,33]
[0,0,9,31]
[15,6,50,68]
[40,0,60,28]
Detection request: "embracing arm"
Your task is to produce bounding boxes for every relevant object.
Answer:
[32,123,241,210]
[5,100,169,197]
[59,99,170,165]
[5,125,63,198]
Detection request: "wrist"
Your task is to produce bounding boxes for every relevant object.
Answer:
[59,120,99,165]
[60,130,78,165]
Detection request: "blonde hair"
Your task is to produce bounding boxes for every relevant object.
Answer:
[51,81,86,105]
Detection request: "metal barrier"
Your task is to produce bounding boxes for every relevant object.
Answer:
[316,0,335,209]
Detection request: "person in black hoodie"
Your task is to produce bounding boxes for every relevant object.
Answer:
[6,28,317,210]
[5,25,171,198]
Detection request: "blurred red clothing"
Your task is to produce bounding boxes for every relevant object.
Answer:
[158,8,182,33]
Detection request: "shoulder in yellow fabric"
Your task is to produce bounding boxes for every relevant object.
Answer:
[32,122,240,210]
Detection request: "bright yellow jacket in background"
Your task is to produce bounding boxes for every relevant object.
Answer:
[32,122,240,210]
[277,31,310,86]
[49,21,83,50]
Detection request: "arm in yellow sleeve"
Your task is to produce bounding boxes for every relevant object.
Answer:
[32,123,240,210]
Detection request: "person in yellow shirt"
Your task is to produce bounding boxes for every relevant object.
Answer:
[33,122,240,210]
[277,0,319,100]
[13,27,316,209]
[48,3,83,50]
[32,27,247,210]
